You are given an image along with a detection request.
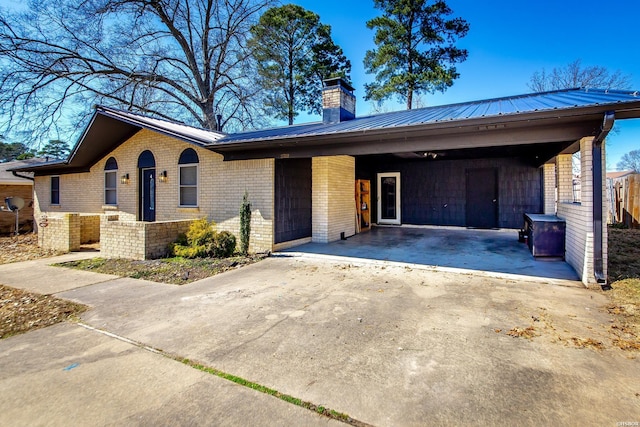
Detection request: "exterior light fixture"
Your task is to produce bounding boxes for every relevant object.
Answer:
[159,170,168,182]
[121,173,130,184]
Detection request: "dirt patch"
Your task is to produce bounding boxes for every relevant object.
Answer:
[57,254,268,285]
[0,234,62,265]
[606,227,640,351]
[0,285,87,339]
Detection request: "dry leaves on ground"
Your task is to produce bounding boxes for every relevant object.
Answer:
[0,234,62,265]
[0,285,87,339]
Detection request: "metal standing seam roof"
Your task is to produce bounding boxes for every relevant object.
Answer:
[210,88,640,146]
[9,87,640,174]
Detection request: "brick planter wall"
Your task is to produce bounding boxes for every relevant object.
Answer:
[100,216,195,260]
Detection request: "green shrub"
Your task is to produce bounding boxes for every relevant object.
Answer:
[240,191,251,255]
[172,244,208,259]
[170,218,237,259]
[209,231,236,258]
[186,218,216,246]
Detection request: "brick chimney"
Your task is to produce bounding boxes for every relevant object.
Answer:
[322,77,355,124]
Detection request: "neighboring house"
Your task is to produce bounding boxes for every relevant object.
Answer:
[0,158,46,234]
[12,79,640,285]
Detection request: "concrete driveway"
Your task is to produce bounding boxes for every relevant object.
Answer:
[1,254,638,426]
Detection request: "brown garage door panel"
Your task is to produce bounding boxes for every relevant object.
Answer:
[274,158,312,244]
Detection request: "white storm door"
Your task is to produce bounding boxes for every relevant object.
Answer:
[377,172,401,225]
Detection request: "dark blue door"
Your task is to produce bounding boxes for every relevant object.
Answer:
[141,168,156,222]
[466,168,498,228]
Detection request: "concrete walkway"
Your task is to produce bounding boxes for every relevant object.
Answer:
[0,251,116,294]
[283,226,580,282]
[1,253,638,426]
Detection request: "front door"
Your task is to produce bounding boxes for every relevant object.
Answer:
[141,168,156,222]
[377,172,401,225]
[466,168,498,228]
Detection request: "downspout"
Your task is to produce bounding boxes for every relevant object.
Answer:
[592,111,614,286]
[11,171,34,181]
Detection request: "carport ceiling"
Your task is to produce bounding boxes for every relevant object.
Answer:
[388,140,575,167]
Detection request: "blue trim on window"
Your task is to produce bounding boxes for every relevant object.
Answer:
[104,157,118,170]
[178,148,199,164]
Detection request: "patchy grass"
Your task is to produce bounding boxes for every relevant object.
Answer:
[178,358,366,426]
[607,227,640,351]
[57,254,268,285]
[0,285,87,339]
[0,234,62,265]
[608,228,640,282]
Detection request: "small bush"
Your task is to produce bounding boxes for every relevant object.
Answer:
[209,231,236,258]
[170,218,237,259]
[172,244,209,259]
[186,218,216,246]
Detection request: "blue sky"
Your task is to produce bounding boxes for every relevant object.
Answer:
[291,0,640,170]
[1,0,638,169]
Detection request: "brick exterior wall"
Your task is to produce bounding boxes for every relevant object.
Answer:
[0,184,34,234]
[80,214,100,243]
[556,137,607,286]
[33,129,275,255]
[312,156,355,243]
[556,154,573,203]
[543,163,556,215]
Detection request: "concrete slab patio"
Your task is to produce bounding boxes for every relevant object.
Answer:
[283,226,580,282]
[46,256,638,426]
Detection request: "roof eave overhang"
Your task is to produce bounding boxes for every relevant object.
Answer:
[213,104,637,161]
[95,107,219,147]
[12,107,223,175]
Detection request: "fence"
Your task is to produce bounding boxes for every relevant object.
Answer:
[607,173,639,228]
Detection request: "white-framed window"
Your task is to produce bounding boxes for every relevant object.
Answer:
[50,176,60,205]
[178,148,199,207]
[104,157,118,205]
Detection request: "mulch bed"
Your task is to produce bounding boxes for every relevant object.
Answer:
[58,254,268,285]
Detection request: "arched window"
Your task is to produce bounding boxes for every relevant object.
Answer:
[104,157,118,205]
[178,148,199,207]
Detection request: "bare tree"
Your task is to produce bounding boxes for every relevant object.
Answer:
[528,59,632,92]
[617,149,640,173]
[0,0,273,143]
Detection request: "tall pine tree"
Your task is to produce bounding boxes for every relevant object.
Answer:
[364,0,469,110]
[249,5,351,125]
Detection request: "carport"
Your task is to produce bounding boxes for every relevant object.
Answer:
[281,225,580,281]
[211,80,640,285]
